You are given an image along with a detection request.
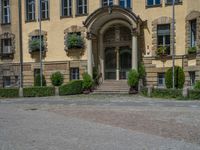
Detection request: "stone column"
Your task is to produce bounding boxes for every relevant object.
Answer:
[132,35,138,70]
[116,47,120,80]
[87,33,93,78]
[99,34,104,81]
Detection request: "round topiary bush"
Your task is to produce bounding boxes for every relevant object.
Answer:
[82,72,93,91]
[194,81,200,90]
[165,66,185,89]
[127,69,139,88]
[138,63,146,79]
[34,74,46,86]
[50,72,64,86]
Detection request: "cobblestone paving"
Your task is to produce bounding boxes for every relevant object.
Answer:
[0,94,200,150]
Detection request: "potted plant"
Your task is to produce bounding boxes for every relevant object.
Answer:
[67,33,84,49]
[156,46,167,57]
[188,47,197,55]
[82,72,93,94]
[127,69,139,94]
[29,38,44,53]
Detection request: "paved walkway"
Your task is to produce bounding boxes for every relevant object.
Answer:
[0,95,200,150]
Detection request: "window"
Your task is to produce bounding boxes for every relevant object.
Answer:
[190,19,197,47]
[26,0,35,21]
[1,38,12,54]
[3,76,11,88]
[189,71,195,86]
[41,0,49,19]
[147,0,161,6]
[77,0,87,15]
[2,0,10,24]
[70,68,79,80]
[102,0,113,7]
[61,0,72,17]
[165,0,181,4]
[157,24,171,55]
[119,0,131,8]
[157,73,165,87]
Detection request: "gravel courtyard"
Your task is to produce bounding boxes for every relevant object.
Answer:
[0,94,200,150]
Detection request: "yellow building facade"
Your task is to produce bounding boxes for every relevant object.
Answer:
[0,0,200,88]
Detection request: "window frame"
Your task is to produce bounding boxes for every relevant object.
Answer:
[40,0,49,20]
[61,0,72,17]
[3,76,11,88]
[189,71,196,86]
[190,19,197,48]
[146,0,161,7]
[70,68,80,80]
[26,0,36,22]
[157,73,165,87]
[165,0,182,5]
[1,0,11,24]
[119,0,131,9]
[76,0,88,16]
[157,24,171,55]
[102,0,113,7]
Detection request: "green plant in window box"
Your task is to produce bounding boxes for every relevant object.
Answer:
[29,39,44,52]
[156,46,167,57]
[67,33,84,49]
[188,47,197,55]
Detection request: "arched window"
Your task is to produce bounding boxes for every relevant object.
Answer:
[119,0,131,8]
[102,0,113,7]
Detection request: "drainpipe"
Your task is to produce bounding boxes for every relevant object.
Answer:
[172,0,175,89]
[18,0,23,96]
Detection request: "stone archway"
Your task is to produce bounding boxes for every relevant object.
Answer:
[84,6,143,79]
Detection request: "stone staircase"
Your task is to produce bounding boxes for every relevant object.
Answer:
[94,80,129,94]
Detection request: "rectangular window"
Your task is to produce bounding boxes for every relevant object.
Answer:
[147,0,161,6]
[2,0,10,24]
[157,24,171,55]
[165,0,181,4]
[61,0,72,17]
[190,19,197,48]
[102,0,113,7]
[189,71,195,86]
[70,68,79,80]
[1,38,12,54]
[26,0,35,21]
[157,73,165,87]
[77,0,87,15]
[3,76,11,88]
[119,0,131,8]
[41,0,49,19]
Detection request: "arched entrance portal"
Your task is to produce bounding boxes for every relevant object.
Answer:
[104,25,132,80]
[83,6,143,80]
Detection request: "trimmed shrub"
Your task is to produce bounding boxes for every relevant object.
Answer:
[188,47,197,54]
[59,80,83,95]
[127,69,139,88]
[151,88,182,99]
[194,81,200,90]
[34,74,46,86]
[0,88,19,98]
[165,66,185,89]
[138,63,146,79]
[23,86,55,97]
[50,72,64,86]
[188,90,200,100]
[82,73,93,90]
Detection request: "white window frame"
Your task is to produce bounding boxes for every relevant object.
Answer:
[157,73,165,87]
[2,38,12,54]
[190,19,197,48]
[102,0,113,6]
[70,68,80,80]
[2,0,10,24]
[41,0,49,19]
[77,0,87,15]
[26,0,35,21]
[61,0,72,16]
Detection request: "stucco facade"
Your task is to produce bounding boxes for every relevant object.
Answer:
[0,0,200,88]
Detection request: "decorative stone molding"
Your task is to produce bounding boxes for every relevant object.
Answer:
[0,32,15,58]
[152,16,175,56]
[185,11,200,53]
[64,25,86,51]
[28,29,48,53]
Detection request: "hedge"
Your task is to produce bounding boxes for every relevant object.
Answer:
[0,88,19,98]
[59,80,83,96]
[151,88,182,99]
[140,87,148,96]
[23,86,55,97]
[188,90,200,100]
